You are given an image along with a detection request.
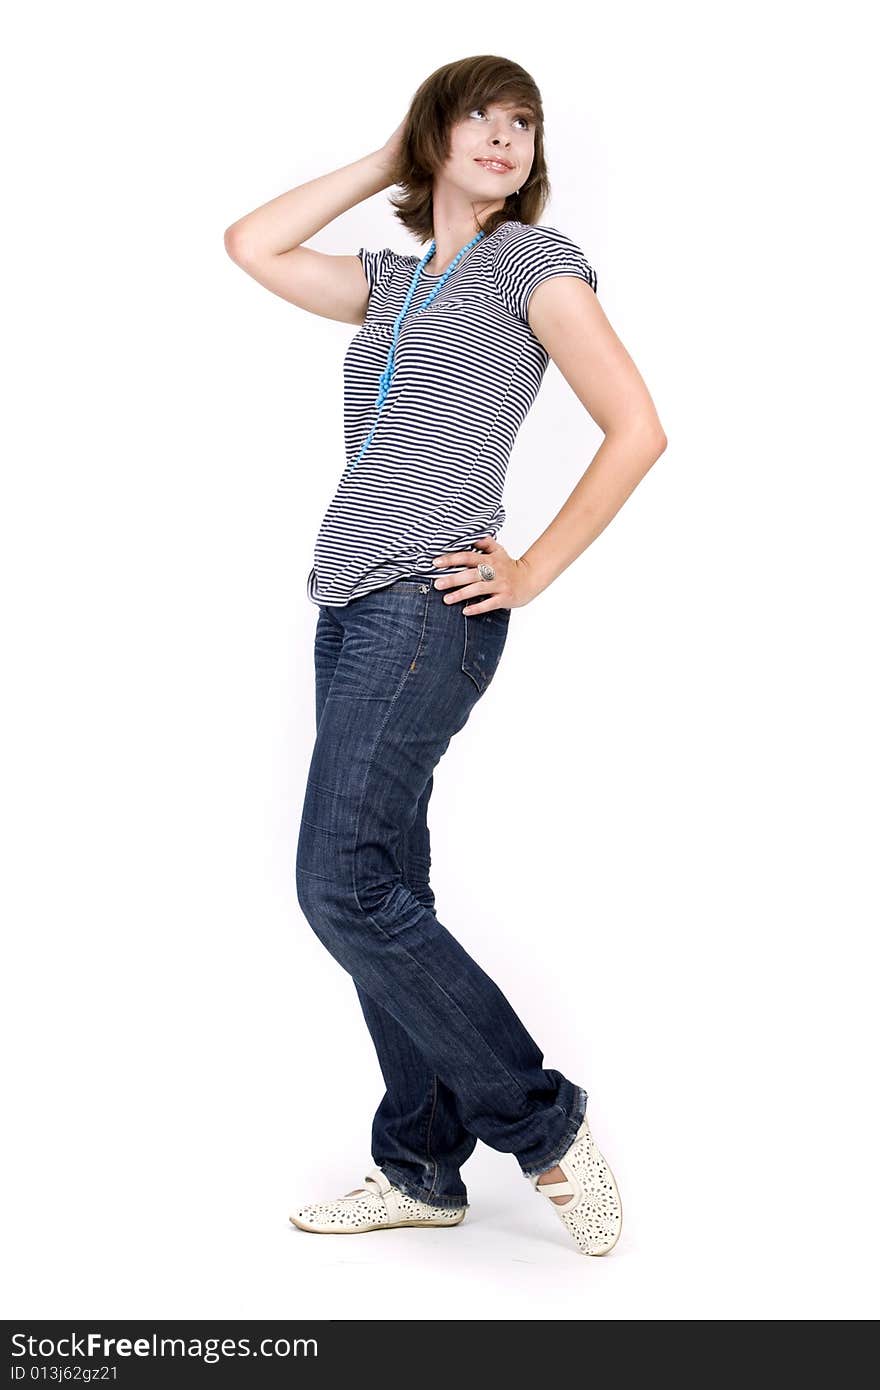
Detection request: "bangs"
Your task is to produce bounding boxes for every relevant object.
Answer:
[445,61,543,128]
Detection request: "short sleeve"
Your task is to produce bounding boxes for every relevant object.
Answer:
[357,247,397,297]
[492,223,598,323]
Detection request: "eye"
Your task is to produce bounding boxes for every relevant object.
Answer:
[468,107,531,131]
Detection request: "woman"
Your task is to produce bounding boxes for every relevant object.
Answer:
[225,55,666,1257]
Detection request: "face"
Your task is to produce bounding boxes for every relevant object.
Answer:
[442,99,536,204]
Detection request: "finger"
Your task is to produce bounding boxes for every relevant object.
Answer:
[432,552,475,569]
[432,537,496,568]
[437,579,493,605]
[434,567,481,589]
[461,588,510,614]
[461,600,506,615]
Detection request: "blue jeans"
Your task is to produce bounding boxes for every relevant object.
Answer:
[295,577,588,1210]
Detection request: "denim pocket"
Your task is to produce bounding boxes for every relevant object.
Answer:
[460,607,511,695]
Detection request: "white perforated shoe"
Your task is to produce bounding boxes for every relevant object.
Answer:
[529,1112,623,1255]
[289,1166,468,1234]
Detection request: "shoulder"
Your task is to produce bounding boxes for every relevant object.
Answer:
[357,246,411,295]
[491,220,598,322]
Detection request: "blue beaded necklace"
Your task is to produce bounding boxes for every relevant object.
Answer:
[345,228,486,474]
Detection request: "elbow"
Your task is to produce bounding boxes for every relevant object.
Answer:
[632,419,668,465]
[644,412,667,462]
[224,221,256,264]
[224,223,242,261]
[635,422,667,476]
[609,409,667,460]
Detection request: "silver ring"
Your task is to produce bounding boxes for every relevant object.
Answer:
[477,562,496,582]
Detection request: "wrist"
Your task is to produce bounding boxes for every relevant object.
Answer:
[514,555,546,604]
[369,147,397,186]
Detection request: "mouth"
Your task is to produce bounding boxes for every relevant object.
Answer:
[474,157,514,173]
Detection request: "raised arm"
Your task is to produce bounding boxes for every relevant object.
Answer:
[224,122,405,326]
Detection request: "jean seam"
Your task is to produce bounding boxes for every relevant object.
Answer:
[424,1074,439,1199]
[460,614,483,694]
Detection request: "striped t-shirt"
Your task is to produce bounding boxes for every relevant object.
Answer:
[305,218,597,607]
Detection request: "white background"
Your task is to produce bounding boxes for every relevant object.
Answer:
[3,0,877,1320]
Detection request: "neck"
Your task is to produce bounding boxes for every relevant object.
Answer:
[429,191,506,275]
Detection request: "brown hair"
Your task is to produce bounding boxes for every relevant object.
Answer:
[387,56,550,245]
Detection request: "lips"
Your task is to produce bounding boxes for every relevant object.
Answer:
[474,157,514,172]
